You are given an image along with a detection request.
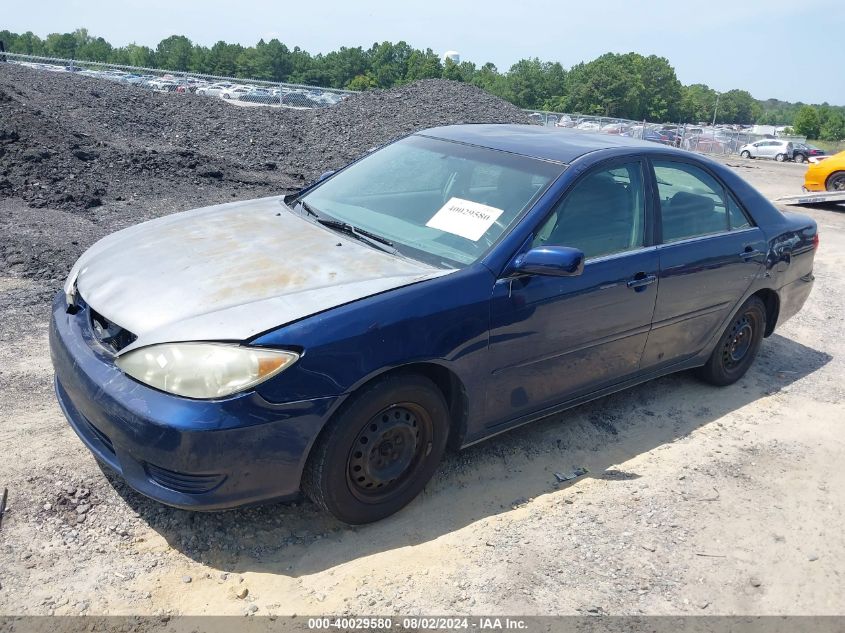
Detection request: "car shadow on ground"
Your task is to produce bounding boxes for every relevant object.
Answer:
[105,332,831,578]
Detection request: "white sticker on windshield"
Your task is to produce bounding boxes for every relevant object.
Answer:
[426,197,504,241]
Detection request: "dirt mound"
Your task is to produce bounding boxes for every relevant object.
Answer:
[0,66,531,213]
[0,64,532,281]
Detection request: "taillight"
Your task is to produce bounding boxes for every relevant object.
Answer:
[813,233,820,249]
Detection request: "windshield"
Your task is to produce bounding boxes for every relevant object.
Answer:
[300,135,563,267]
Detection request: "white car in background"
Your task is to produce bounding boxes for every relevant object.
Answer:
[221,85,251,100]
[575,121,601,131]
[739,139,794,162]
[196,83,234,97]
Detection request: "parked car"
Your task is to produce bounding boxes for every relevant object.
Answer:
[575,121,601,131]
[51,124,817,523]
[791,143,826,164]
[600,122,628,135]
[239,88,275,103]
[803,150,845,191]
[221,85,251,100]
[281,91,319,108]
[739,140,794,161]
[684,135,728,153]
[196,82,233,97]
[555,115,575,128]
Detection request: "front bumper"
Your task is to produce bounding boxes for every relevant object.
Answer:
[803,169,826,192]
[49,291,336,510]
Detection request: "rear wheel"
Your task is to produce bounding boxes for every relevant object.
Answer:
[826,171,845,192]
[793,153,806,163]
[740,150,751,159]
[302,374,449,524]
[775,153,786,162]
[695,296,766,386]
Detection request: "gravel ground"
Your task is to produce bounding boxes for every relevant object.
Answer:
[1,64,844,617]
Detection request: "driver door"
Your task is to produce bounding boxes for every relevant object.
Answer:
[484,159,659,428]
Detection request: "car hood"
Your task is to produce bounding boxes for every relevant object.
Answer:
[66,195,453,353]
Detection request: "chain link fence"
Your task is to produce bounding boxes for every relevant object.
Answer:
[525,110,808,159]
[2,52,355,109]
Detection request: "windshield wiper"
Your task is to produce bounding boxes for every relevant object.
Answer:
[317,218,397,254]
[297,200,397,254]
[298,199,321,219]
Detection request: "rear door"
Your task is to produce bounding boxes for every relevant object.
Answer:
[640,158,765,370]
[760,141,778,158]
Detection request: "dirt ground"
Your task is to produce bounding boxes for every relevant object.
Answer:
[1,152,843,617]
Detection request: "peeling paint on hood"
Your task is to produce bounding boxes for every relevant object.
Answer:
[66,196,452,353]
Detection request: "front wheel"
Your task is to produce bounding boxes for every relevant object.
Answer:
[740,150,751,159]
[302,374,450,524]
[793,153,806,163]
[696,296,766,386]
[826,171,845,192]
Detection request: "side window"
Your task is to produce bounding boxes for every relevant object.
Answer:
[534,162,645,259]
[653,161,729,242]
[728,196,752,229]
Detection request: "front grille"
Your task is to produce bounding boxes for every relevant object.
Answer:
[145,463,226,495]
[89,308,137,354]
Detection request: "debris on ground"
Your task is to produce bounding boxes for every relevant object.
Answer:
[554,467,588,483]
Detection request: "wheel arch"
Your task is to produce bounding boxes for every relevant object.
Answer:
[307,361,470,466]
[752,288,780,337]
[825,170,845,189]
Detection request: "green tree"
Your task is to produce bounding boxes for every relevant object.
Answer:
[405,49,442,81]
[206,40,243,76]
[818,107,845,141]
[155,35,193,70]
[255,39,292,81]
[680,84,718,123]
[563,54,642,117]
[1,30,45,54]
[44,32,78,58]
[637,55,682,120]
[507,58,560,109]
[346,72,379,91]
[793,106,821,138]
[442,58,463,82]
[112,43,155,68]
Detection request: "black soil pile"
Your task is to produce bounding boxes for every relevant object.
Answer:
[0,63,532,282]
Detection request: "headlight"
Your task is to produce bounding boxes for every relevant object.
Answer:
[115,343,299,399]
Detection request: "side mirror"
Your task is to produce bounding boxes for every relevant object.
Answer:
[513,246,585,277]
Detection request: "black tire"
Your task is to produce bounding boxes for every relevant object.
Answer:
[696,296,766,386]
[775,153,786,162]
[302,373,449,524]
[740,150,751,159]
[826,171,845,192]
[793,153,806,163]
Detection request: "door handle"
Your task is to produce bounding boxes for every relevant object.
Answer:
[626,273,657,290]
[740,247,762,259]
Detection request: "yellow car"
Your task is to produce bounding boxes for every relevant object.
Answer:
[804,150,845,191]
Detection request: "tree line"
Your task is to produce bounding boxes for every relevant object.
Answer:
[2,28,844,138]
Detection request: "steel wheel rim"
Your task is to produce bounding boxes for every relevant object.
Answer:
[722,314,754,369]
[831,176,845,191]
[347,403,431,502]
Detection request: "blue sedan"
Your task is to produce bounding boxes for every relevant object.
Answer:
[50,124,818,523]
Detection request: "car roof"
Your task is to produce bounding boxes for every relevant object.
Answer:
[417,123,663,164]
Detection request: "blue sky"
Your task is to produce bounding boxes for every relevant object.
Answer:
[6,0,844,104]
